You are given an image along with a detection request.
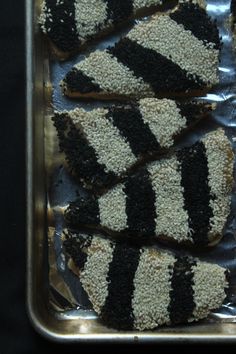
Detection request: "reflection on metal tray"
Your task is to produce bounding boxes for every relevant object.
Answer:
[27,0,236,342]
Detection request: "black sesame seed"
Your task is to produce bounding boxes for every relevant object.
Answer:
[176,102,210,127]
[63,68,101,94]
[52,113,115,190]
[168,256,196,324]
[106,106,160,157]
[63,234,92,270]
[177,141,213,246]
[124,169,156,235]
[109,38,204,94]
[65,196,100,228]
[44,0,80,52]
[105,0,133,24]
[170,2,221,50]
[101,242,140,330]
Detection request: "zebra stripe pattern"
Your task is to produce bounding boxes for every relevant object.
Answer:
[64,233,228,330]
[62,3,220,98]
[39,0,166,55]
[53,98,210,191]
[65,129,234,246]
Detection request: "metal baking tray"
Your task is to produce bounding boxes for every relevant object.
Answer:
[26,0,236,342]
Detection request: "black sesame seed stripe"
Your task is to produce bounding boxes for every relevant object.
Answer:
[168,256,196,324]
[124,169,156,235]
[106,107,160,157]
[52,113,115,190]
[170,3,221,50]
[176,102,206,127]
[101,243,140,330]
[44,0,80,52]
[63,234,92,270]
[63,68,101,94]
[65,195,100,228]
[177,142,213,246]
[105,0,133,24]
[109,38,204,94]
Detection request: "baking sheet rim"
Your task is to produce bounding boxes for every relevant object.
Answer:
[26,0,236,342]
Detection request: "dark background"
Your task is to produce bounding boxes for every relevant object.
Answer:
[0,0,233,352]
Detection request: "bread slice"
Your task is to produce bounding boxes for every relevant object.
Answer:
[61,2,220,99]
[52,98,213,192]
[63,232,228,330]
[39,0,180,60]
[65,129,234,247]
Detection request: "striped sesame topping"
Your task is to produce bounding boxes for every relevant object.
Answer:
[124,169,156,235]
[106,106,160,157]
[177,141,213,246]
[101,243,140,330]
[168,256,196,324]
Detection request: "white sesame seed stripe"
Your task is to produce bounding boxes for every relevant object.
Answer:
[74,0,109,40]
[138,98,187,148]
[80,237,114,315]
[192,262,227,320]
[132,249,174,330]
[132,0,162,11]
[202,129,234,242]
[75,50,154,98]
[127,15,219,85]
[148,157,191,243]
[98,184,128,232]
[70,106,137,175]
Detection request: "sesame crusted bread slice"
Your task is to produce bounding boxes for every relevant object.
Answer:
[63,232,228,330]
[52,99,212,192]
[39,0,179,60]
[65,129,234,247]
[62,2,220,99]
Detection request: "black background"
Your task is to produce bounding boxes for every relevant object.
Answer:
[0,0,234,352]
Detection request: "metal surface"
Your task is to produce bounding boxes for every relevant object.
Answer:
[26,0,236,342]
